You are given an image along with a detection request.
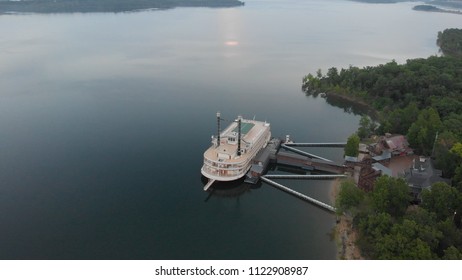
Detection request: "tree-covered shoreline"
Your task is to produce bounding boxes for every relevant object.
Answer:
[310,28,462,259]
[413,4,462,15]
[304,29,462,174]
[0,0,244,14]
[303,28,462,159]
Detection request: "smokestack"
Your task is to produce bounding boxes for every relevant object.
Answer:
[237,115,242,156]
[217,112,221,147]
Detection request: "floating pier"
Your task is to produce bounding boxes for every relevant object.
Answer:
[260,176,337,213]
[243,137,344,212]
[243,138,347,184]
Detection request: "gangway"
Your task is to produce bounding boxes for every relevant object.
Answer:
[264,174,346,180]
[261,176,337,213]
[284,142,346,148]
[203,179,215,191]
[281,144,334,162]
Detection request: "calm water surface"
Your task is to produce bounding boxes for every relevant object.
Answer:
[0,0,461,259]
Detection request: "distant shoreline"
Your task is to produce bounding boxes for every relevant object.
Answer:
[413,4,462,15]
[350,0,462,15]
[0,0,245,15]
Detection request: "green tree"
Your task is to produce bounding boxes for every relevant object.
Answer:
[335,180,365,215]
[407,107,443,155]
[451,142,462,158]
[450,143,462,190]
[381,102,419,135]
[371,176,410,217]
[453,165,462,192]
[434,132,459,178]
[405,207,437,228]
[344,134,360,157]
[374,219,440,259]
[437,218,462,256]
[437,28,462,57]
[327,67,339,84]
[356,212,393,258]
[431,96,462,118]
[358,212,393,241]
[316,68,323,78]
[443,246,462,260]
[357,115,377,139]
[421,182,461,221]
[443,113,462,140]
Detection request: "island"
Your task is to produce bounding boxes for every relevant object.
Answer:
[0,0,245,14]
[413,4,462,15]
[303,29,462,259]
[352,0,462,15]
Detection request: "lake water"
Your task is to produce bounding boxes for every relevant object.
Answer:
[0,0,461,259]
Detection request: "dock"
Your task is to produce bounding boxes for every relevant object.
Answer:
[201,114,344,212]
[204,136,343,213]
[241,137,344,212]
[244,138,347,183]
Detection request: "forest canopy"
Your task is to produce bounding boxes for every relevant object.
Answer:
[336,177,462,259]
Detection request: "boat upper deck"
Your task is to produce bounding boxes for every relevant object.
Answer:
[204,119,270,164]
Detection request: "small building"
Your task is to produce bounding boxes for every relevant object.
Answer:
[369,134,413,160]
[352,135,415,192]
[344,155,359,163]
[384,135,413,156]
[404,157,451,202]
[372,150,391,162]
[372,162,392,177]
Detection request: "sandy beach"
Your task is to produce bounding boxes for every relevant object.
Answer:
[330,179,364,260]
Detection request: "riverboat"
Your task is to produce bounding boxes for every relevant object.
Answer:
[201,113,271,185]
